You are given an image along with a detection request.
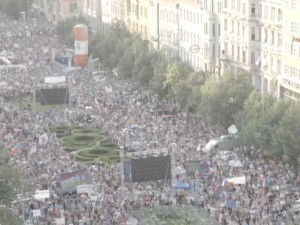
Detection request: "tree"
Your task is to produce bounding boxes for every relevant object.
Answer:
[89,23,132,69]
[55,16,89,46]
[150,54,169,99]
[0,207,21,225]
[0,151,22,207]
[0,0,33,19]
[117,50,135,79]
[272,103,300,165]
[163,61,193,99]
[186,71,209,112]
[200,72,254,128]
[238,91,290,151]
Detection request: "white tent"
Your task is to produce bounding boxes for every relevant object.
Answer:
[222,176,246,186]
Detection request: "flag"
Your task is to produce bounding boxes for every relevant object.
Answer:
[72,78,76,86]
[11,143,23,155]
[226,199,236,209]
[195,169,201,179]
[94,98,100,109]
[190,180,199,192]
[0,130,5,139]
[208,167,215,175]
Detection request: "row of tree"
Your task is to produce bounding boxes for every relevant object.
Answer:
[0,0,33,19]
[55,19,300,165]
[0,143,22,225]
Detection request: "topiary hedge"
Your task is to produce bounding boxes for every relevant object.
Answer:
[51,126,120,164]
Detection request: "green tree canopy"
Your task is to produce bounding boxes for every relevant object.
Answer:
[55,16,89,46]
[0,150,22,207]
[0,207,21,225]
[200,72,254,128]
[238,91,290,151]
[0,0,33,19]
[272,103,300,165]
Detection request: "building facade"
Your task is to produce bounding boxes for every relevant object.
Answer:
[126,0,151,40]
[34,0,78,23]
[279,0,300,101]
[78,0,101,31]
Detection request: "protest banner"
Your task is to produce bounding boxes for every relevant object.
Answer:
[34,189,50,200]
[76,184,94,195]
[59,169,91,193]
[32,209,41,217]
[190,180,199,193]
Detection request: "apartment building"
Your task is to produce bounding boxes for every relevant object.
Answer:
[275,0,300,101]
[259,0,283,96]
[78,0,101,31]
[34,0,78,23]
[220,0,261,88]
[126,0,151,40]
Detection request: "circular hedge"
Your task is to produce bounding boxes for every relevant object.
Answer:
[51,126,120,164]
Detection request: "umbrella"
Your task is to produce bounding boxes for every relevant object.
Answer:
[173,181,190,190]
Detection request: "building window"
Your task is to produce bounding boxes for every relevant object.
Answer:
[264,29,268,43]
[291,22,299,33]
[213,24,215,36]
[284,65,289,75]
[242,3,246,14]
[264,6,268,19]
[204,23,208,34]
[224,42,228,54]
[225,0,228,8]
[277,60,281,73]
[278,9,282,21]
[219,24,221,36]
[213,44,215,58]
[258,4,262,18]
[271,56,274,70]
[271,7,275,21]
[70,3,77,13]
[218,2,222,13]
[237,0,241,11]
[232,21,234,32]
[237,46,240,61]
[251,27,255,40]
[232,44,235,58]
[251,4,255,16]
[242,50,246,63]
[251,52,255,64]
[224,19,227,31]
[231,0,235,10]
[237,22,240,35]
[271,31,275,45]
[242,26,245,38]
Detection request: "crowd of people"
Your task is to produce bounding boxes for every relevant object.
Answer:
[1,11,300,225]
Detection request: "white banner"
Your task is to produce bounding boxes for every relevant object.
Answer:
[44,76,66,84]
[74,41,88,55]
[32,209,41,217]
[34,189,50,200]
[76,184,94,195]
[105,86,113,93]
[55,218,65,225]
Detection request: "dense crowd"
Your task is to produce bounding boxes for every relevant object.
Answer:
[1,11,300,225]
